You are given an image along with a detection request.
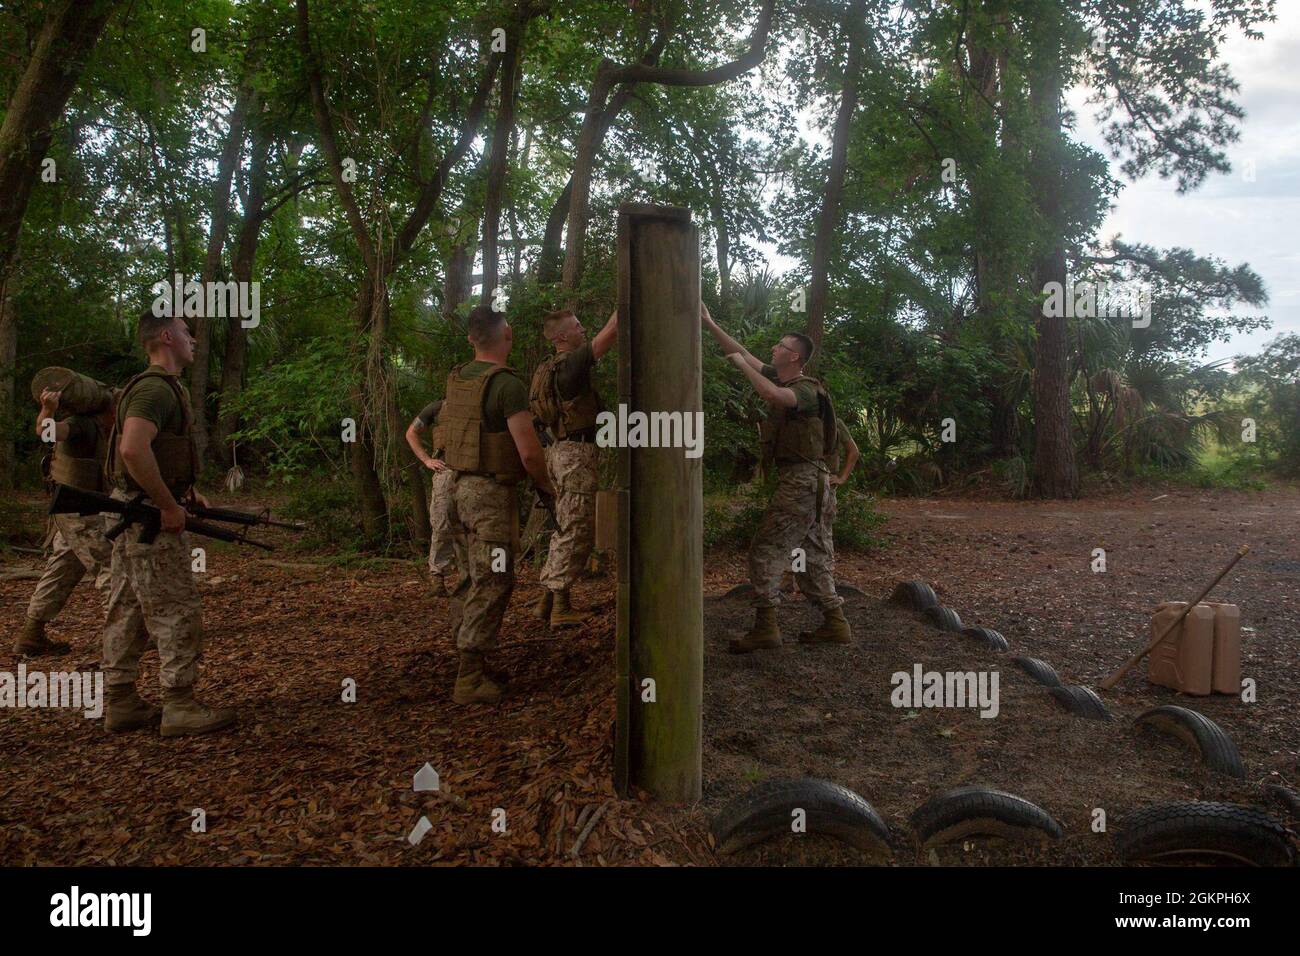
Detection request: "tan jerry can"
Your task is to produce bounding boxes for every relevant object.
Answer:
[1147,602,1214,696]
[595,489,618,552]
[31,366,113,414]
[1203,602,1242,695]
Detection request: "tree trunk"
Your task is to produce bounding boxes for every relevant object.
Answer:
[192,83,256,468]
[443,238,474,317]
[365,284,431,548]
[0,283,17,490]
[969,2,1022,459]
[480,23,523,304]
[560,69,616,294]
[213,128,270,468]
[1028,31,1078,499]
[561,1,772,293]
[0,0,119,287]
[711,197,731,316]
[537,178,574,285]
[347,275,390,541]
[806,7,864,360]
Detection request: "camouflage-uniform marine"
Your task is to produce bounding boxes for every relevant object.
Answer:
[413,399,466,596]
[14,414,112,655]
[823,417,855,538]
[734,366,851,652]
[436,360,529,703]
[529,340,603,626]
[100,365,234,736]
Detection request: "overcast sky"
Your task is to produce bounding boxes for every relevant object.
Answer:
[1068,6,1300,364]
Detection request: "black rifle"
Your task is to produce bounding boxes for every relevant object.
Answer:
[533,487,556,519]
[49,484,276,551]
[187,503,306,532]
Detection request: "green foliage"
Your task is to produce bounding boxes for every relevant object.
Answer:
[1235,333,1300,477]
[224,335,352,479]
[702,479,884,553]
[831,489,887,552]
[278,473,368,554]
[2,0,1290,524]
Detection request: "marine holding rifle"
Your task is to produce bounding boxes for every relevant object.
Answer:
[99,311,235,737]
[12,382,117,657]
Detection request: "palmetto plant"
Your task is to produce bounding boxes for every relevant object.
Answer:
[1074,313,1235,472]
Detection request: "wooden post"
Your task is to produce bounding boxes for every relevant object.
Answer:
[614,204,703,802]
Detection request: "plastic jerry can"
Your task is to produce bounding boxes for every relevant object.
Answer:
[1147,602,1214,696]
[1203,602,1242,695]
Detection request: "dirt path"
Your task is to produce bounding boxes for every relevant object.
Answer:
[1,486,1296,866]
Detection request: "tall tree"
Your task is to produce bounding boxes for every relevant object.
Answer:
[560,0,775,293]
[0,0,120,291]
[805,0,866,359]
[296,0,512,542]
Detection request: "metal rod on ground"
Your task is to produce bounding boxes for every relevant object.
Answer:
[1100,544,1249,691]
[613,203,703,803]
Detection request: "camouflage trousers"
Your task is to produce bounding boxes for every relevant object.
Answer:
[539,440,598,593]
[428,466,467,596]
[446,474,519,653]
[748,462,841,611]
[101,490,204,690]
[25,512,113,622]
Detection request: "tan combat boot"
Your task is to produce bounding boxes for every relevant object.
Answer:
[13,618,70,656]
[160,687,237,738]
[452,652,502,705]
[104,684,161,733]
[548,589,588,628]
[729,606,781,654]
[798,605,853,645]
[530,589,554,622]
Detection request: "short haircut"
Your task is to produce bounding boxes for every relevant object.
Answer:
[467,304,506,346]
[139,310,179,351]
[782,331,814,364]
[542,308,576,340]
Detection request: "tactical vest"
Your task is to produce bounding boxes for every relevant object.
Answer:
[529,352,601,440]
[759,374,832,467]
[438,363,527,483]
[826,420,850,475]
[107,370,198,496]
[48,421,109,492]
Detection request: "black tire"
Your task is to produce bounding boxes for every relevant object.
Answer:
[711,777,893,857]
[1263,784,1300,818]
[960,626,1009,652]
[1010,656,1062,687]
[923,605,963,632]
[909,786,1064,847]
[1133,706,1246,779]
[1116,802,1295,867]
[1047,684,1113,721]
[722,583,754,599]
[891,579,938,611]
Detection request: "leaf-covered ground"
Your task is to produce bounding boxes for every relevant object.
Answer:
[1,485,1296,866]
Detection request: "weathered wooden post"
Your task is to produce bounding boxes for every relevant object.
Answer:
[613,204,703,802]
